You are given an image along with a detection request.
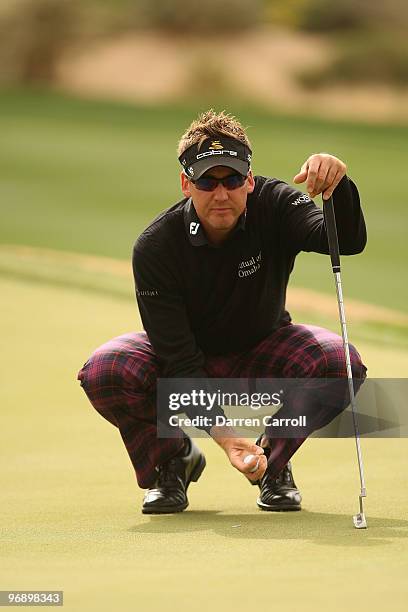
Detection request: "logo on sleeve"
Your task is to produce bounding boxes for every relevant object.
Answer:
[136,289,159,297]
[291,194,311,206]
[190,222,200,235]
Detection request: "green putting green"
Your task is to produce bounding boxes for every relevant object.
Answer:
[1,248,407,611]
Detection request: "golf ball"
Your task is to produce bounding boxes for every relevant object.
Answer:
[244,454,260,473]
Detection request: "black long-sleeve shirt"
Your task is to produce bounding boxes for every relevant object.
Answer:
[133,175,366,381]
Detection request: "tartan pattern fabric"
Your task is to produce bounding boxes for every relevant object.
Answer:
[77,323,367,488]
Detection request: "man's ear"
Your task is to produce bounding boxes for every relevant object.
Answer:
[246,170,255,194]
[181,172,192,198]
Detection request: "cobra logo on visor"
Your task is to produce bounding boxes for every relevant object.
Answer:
[196,150,238,160]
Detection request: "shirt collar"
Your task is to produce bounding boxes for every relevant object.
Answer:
[183,198,247,247]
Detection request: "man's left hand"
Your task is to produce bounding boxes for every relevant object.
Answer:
[293,153,347,200]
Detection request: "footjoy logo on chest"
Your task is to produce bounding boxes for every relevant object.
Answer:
[238,251,262,278]
[190,222,200,235]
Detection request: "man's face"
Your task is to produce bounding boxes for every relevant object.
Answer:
[181,166,255,244]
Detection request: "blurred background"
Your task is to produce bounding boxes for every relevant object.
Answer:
[1,3,408,611]
[1,0,408,118]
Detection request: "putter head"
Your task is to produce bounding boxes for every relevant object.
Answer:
[353,512,367,529]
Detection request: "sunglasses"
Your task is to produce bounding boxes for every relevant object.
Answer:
[190,173,247,192]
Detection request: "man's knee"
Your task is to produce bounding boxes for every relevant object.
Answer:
[349,343,367,381]
[323,339,367,381]
[77,332,158,396]
[77,333,158,427]
[306,342,367,427]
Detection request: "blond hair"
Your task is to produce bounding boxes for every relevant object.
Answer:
[177,109,251,156]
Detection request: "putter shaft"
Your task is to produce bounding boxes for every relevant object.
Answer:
[334,272,367,499]
[324,195,367,528]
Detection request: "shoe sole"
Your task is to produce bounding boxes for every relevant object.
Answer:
[256,497,302,512]
[142,454,206,515]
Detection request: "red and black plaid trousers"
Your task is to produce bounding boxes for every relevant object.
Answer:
[77,323,367,489]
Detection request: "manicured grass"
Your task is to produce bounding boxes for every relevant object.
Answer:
[0,88,407,310]
[1,259,407,612]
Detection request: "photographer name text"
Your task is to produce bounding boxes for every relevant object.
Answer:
[167,415,307,428]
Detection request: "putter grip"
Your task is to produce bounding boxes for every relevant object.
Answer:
[323,195,340,272]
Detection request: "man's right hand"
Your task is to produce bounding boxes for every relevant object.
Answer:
[211,425,267,482]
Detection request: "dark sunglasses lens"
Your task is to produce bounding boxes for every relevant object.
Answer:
[193,173,246,191]
[223,174,246,189]
[194,177,218,191]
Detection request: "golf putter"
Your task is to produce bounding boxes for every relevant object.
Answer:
[323,194,367,529]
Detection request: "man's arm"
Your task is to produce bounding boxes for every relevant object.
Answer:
[133,238,206,379]
[277,153,366,254]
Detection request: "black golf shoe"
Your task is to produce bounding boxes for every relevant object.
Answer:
[257,461,302,511]
[142,438,206,514]
[255,435,302,511]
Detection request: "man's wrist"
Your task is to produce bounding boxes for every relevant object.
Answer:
[210,425,239,449]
